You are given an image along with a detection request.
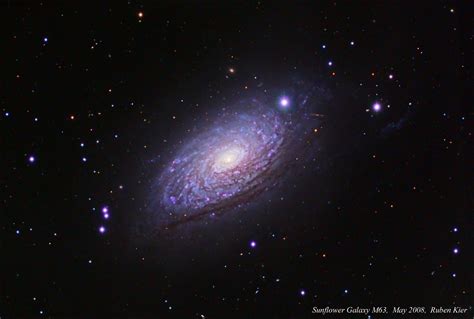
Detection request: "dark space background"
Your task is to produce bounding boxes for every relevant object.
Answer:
[1,1,471,318]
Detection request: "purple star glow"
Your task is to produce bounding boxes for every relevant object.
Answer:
[372,102,381,112]
[279,97,289,108]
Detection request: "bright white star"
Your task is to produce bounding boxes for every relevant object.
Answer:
[280,97,289,108]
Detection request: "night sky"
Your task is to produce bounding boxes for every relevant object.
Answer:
[2,1,472,318]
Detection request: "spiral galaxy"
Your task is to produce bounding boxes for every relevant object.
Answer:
[153,94,318,229]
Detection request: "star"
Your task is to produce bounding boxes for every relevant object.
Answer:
[372,102,382,112]
[279,97,289,108]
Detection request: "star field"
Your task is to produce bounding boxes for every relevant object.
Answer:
[1,1,471,318]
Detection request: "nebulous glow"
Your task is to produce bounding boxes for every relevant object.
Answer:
[213,146,245,172]
[152,95,318,229]
[159,108,285,212]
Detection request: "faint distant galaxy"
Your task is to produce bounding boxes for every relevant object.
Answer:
[150,84,326,230]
